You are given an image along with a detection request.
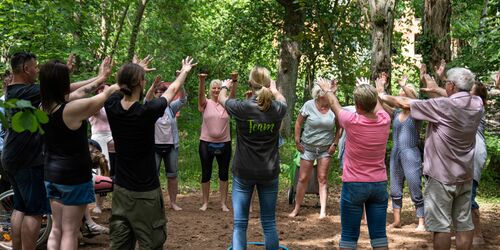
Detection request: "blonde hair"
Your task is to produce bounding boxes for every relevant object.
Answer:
[249,66,273,111]
[353,84,378,113]
[311,84,325,99]
[209,79,222,98]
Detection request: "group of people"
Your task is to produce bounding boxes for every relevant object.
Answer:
[0,49,496,250]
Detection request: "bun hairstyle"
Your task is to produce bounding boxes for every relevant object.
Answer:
[249,66,273,112]
[116,63,145,96]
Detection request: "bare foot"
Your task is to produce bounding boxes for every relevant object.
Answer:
[319,212,327,219]
[388,222,401,229]
[171,203,183,211]
[199,203,208,211]
[415,224,426,232]
[288,209,299,218]
[221,204,230,212]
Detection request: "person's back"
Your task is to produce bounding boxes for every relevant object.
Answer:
[105,92,165,191]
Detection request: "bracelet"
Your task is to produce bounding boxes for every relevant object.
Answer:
[325,90,334,94]
[221,86,229,91]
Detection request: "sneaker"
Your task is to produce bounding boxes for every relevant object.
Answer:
[83,222,109,236]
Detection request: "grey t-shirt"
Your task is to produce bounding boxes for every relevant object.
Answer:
[300,99,336,146]
[225,97,287,181]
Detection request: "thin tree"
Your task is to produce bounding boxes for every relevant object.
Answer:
[127,0,150,62]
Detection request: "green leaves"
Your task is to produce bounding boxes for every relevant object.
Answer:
[0,99,49,134]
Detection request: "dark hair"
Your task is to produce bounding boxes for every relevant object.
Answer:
[10,52,37,74]
[88,139,102,152]
[155,82,170,93]
[2,70,11,78]
[116,63,145,96]
[39,60,70,113]
[473,81,488,106]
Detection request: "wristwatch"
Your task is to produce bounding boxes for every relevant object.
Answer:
[221,86,230,91]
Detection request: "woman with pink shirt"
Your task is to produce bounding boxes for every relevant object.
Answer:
[318,77,391,250]
[197,72,237,211]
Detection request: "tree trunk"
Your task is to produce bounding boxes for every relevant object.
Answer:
[98,0,111,59]
[479,0,489,34]
[110,4,130,58]
[127,0,149,62]
[368,0,396,93]
[276,0,304,136]
[423,0,451,83]
[303,59,316,104]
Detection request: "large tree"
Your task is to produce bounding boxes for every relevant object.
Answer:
[276,0,305,136]
[423,0,451,81]
[368,0,396,92]
[127,0,149,62]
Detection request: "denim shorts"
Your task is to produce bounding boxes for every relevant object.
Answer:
[45,180,95,205]
[154,144,179,178]
[7,166,51,215]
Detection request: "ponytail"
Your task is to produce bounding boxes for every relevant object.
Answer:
[249,66,274,112]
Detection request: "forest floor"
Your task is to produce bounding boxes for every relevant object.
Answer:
[80,187,500,250]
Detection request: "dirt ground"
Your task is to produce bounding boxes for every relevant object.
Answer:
[80,188,500,250]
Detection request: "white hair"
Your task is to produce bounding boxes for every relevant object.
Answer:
[310,84,325,99]
[446,67,475,91]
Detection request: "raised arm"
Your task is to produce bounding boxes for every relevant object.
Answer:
[218,79,232,108]
[421,74,447,98]
[270,80,286,104]
[64,84,120,130]
[434,59,447,82]
[198,73,207,112]
[68,57,113,101]
[294,114,305,153]
[69,56,112,92]
[169,87,187,114]
[161,56,196,103]
[230,72,238,99]
[145,75,162,102]
[397,75,417,99]
[317,78,342,117]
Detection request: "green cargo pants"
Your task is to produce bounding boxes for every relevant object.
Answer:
[110,185,167,250]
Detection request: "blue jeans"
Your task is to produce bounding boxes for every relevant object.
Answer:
[340,182,388,249]
[232,176,279,250]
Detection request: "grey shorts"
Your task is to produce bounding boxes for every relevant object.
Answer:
[300,144,331,161]
[154,144,179,178]
[424,177,474,232]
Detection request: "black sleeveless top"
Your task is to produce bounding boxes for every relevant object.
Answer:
[43,103,92,184]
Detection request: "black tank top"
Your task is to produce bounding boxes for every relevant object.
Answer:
[44,103,92,184]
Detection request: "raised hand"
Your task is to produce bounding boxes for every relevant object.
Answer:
[98,56,113,79]
[398,75,408,88]
[198,73,208,81]
[152,75,162,88]
[221,79,233,89]
[419,63,427,82]
[420,74,439,93]
[67,53,75,73]
[231,71,238,82]
[434,59,447,81]
[133,55,156,72]
[317,77,333,93]
[375,72,388,93]
[180,56,197,73]
[356,77,370,86]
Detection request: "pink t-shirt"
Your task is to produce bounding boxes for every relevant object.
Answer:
[200,99,231,142]
[338,109,391,182]
[89,107,111,134]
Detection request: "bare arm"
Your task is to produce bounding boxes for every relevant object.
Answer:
[161,56,196,103]
[270,80,286,104]
[317,78,342,117]
[328,117,342,155]
[68,77,107,101]
[218,79,232,108]
[198,73,207,112]
[294,114,305,153]
[229,72,238,99]
[68,56,113,99]
[63,84,120,130]
[397,75,417,99]
[421,74,447,98]
[145,75,162,102]
[378,93,412,109]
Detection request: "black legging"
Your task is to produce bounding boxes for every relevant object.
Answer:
[199,140,231,183]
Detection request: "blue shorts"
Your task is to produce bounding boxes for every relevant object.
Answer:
[45,180,95,206]
[7,166,51,215]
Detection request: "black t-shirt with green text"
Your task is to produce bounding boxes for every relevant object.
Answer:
[225,98,287,181]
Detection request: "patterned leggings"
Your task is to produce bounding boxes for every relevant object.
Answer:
[389,147,424,218]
